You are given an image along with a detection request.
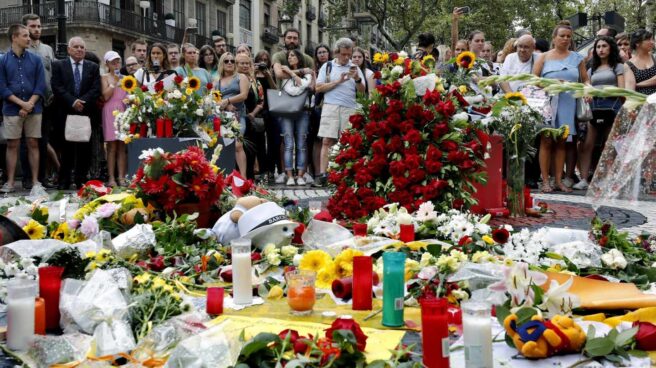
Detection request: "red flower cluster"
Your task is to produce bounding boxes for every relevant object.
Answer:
[77,180,112,200]
[327,86,489,219]
[132,146,224,211]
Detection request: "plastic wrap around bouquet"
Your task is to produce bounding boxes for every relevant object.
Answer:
[301,219,397,257]
[164,318,243,368]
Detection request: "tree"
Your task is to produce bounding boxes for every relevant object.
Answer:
[364,0,440,50]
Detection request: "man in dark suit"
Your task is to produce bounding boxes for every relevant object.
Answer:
[51,36,100,189]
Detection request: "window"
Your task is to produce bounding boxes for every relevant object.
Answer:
[239,0,251,31]
[264,4,270,27]
[173,0,184,28]
[196,1,206,35]
[306,23,311,46]
[217,9,227,36]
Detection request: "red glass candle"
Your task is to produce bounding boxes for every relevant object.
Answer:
[353,223,367,237]
[421,297,450,368]
[139,123,148,137]
[331,277,353,299]
[165,119,173,137]
[352,256,373,310]
[38,266,65,331]
[206,287,224,315]
[213,117,221,132]
[399,224,415,243]
[524,187,533,208]
[156,118,164,138]
[129,123,137,135]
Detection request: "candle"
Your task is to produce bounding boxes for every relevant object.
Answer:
[286,270,316,315]
[331,278,353,299]
[353,223,368,237]
[156,118,164,138]
[139,123,148,137]
[382,252,406,327]
[462,302,493,368]
[231,238,253,305]
[213,117,221,132]
[34,297,45,335]
[165,119,173,137]
[39,266,64,331]
[421,297,450,368]
[399,224,415,243]
[7,279,37,351]
[352,256,373,311]
[206,287,224,315]
[129,123,137,134]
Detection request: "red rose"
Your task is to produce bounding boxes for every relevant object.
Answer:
[601,223,611,235]
[220,269,233,282]
[325,317,368,351]
[452,198,465,209]
[437,100,456,117]
[458,236,473,246]
[423,89,441,105]
[425,160,443,174]
[422,110,435,123]
[492,228,510,244]
[386,136,403,152]
[403,129,422,145]
[392,176,410,189]
[459,159,475,170]
[373,70,382,79]
[174,75,184,84]
[389,160,407,177]
[371,138,387,154]
[154,80,164,92]
[251,252,262,261]
[279,329,300,345]
[432,123,449,139]
[293,338,311,354]
[349,114,365,129]
[140,85,149,92]
[441,140,458,151]
[389,52,399,61]
[599,236,608,247]
[206,82,213,90]
[149,255,166,271]
[406,104,423,120]
[634,322,656,350]
[293,223,305,244]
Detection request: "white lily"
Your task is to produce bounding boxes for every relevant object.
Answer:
[488,262,547,308]
[537,277,579,317]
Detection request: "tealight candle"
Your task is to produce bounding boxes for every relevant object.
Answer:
[462,302,493,368]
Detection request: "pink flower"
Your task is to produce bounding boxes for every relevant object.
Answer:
[95,203,119,219]
[80,216,99,238]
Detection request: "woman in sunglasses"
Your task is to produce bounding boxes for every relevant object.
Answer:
[217,52,249,177]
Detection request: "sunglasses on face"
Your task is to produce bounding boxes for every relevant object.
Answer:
[126,63,138,67]
[224,59,235,64]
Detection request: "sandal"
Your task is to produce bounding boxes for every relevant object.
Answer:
[540,182,553,193]
[107,180,118,187]
[554,182,573,193]
[119,179,130,187]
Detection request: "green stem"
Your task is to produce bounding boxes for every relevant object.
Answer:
[566,358,595,368]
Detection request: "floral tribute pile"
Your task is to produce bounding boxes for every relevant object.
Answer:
[327,54,490,219]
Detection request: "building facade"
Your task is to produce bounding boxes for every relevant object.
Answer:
[0,0,328,61]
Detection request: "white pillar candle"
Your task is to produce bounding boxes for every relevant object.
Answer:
[6,279,36,351]
[231,238,253,305]
[462,302,493,368]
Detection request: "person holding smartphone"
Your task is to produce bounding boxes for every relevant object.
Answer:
[101,51,127,187]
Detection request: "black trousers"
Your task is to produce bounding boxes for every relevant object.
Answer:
[55,117,91,185]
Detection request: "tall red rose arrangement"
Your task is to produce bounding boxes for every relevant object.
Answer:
[132,146,224,211]
[327,72,489,219]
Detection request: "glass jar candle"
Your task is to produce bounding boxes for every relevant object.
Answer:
[382,251,406,327]
[231,238,253,305]
[462,301,493,368]
[7,278,37,351]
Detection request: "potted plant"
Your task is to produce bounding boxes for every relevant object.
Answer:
[164,13,175,27]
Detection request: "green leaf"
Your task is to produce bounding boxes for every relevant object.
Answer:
[629,349,649,358]
[426,243,442,257]
[515,307,537,326]
[504,333,516,348]
[584,337,615,357]
[495,304,511,327]
[239,333,281,359]
[614,327,638,347]
[605,354,623,363]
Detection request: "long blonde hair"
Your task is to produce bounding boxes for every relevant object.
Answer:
[235,53,254,79]
[218,52,235,77]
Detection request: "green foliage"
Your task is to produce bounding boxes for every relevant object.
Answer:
[45,247,90,280]
[583,324,640,364]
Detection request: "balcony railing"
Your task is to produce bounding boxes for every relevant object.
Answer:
[261,25,279,44]
[0,2,212,47]
[240,27,254,47]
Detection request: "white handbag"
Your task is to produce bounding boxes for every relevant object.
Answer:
[64,115,92,142]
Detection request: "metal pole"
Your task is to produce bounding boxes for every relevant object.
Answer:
[55,0,67,59]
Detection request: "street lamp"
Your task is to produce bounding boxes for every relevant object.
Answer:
[139,0,150,33]
[55,0,67,58]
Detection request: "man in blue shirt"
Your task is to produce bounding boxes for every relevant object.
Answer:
[0,24,46,193]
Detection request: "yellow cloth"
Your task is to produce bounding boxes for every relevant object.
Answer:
[599,307,656,366]
[223,295,422,330]
[207,315,406,362]
[545,272,656,309]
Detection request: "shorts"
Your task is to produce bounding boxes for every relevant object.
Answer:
[317,104,356,139]
[3,114,42,140]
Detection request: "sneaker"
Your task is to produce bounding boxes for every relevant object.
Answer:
[1,183,15,193]
[303,172,314,184]
[311,175,327,188]
[286,177,296,186]
[22,181,33,190]
[296,176,306,186]
[572,179,589,190]
[31,182,45,193]
[562,177,574,188]
[275,173,286,184]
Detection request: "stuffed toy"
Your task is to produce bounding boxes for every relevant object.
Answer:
[503,314,586,359]
[212,196,269,244]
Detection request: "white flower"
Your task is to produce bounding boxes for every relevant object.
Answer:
[292,254,303,266]
[262,243,277,256]
[452,112,470,122]
[537,277,579,317]
[415,202,437,222]
[399,51,408,58]
[601,249,627,270]
[170,89,182,99]
[281,245,298,258]
[138,147,164,160]
[472,251,493,263]
[397,211,413,225]
[419,252,434,267]
[266,252,281,266]
[195,108,204,116]
[488,262,548,308]
[80,216,100,238]
[449,249,467,262]
[24,265,38,277]
[451,289,469,301]
[436,255,460,273]
[391,65,404,74]
[3,263,18,277]
[19,258,34,269]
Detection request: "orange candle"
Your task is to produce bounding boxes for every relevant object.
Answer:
[34,297,45,335]
[288,286,316,312]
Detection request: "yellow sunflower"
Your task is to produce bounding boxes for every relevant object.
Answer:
[456,51,476,69]
[333,248,364,278]
[188,76,201,91]
[504,91,528,105]
[373,52,384,64]
[299,250,332,273]
[52,222,70,241]
[120,75,138,93]
[211,90,222,103]
[316,262,337,289]
[422,54,436,66]
[23,219,46,240]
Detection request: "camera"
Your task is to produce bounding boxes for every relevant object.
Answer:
[152,60,161,73]
[257,63,268,71]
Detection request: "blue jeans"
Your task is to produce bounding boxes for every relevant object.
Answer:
[281,113,309,171]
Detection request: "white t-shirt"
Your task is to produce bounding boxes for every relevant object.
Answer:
[316,59,365,109]
[500,52,536,92]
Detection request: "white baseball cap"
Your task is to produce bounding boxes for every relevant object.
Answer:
[103,50,121,63]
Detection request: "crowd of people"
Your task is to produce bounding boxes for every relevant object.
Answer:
[0,10,653,193]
